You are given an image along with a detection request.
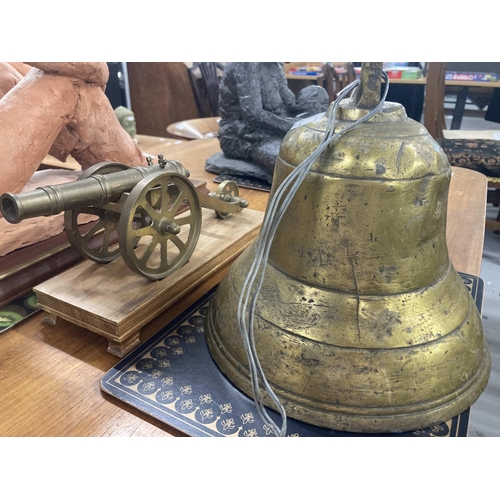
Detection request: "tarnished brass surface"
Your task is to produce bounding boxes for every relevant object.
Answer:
[118,171,202,280]
[0,160,191,224]
[64,162,131,263]
[206,66,491,433]
[0,158,248,280]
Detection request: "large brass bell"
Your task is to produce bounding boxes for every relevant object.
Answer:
[205,63,491,433]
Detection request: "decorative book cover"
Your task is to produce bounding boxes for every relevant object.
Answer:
[445,71,499,83]
[101,272,483,437]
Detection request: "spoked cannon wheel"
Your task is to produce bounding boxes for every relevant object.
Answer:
[118,171,202,280]
[64,162,130,263]
[214,180,240,219]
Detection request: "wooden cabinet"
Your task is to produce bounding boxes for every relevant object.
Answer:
[127,63,200,137]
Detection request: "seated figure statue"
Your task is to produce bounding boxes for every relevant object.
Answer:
[206,62,329,184]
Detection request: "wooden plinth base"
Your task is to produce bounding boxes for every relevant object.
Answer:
[33,208,263,357]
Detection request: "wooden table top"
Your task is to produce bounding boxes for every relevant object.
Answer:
[285,72,500,88]
[40,134,186,171]
[443,129,500,140]
[285,73,324,81]
[0,137,487,436]
[389,77,500,88]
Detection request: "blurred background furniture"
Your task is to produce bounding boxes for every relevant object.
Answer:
[423,62,447,140]
[127,63,200,137]
[423,62,500,232]
[322,62,357,102]
[104,62,129,109]
[283,62,357,103]
[188,62,224,118]
[127,63,225,139]
[384,62,426,122]
[166,117,220,140]
[422,63,500,135]
[445,62,500,130]
[283,62,325,96]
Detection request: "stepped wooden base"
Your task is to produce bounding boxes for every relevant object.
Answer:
[33,208,263,357]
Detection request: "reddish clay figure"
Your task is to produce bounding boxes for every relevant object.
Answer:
[0,62,147,256]
[0,62,146,194]
[6,62,31,77]
[0,63,23,96]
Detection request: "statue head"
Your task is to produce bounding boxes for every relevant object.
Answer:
[296,86,329,116]
[114,106,136,139]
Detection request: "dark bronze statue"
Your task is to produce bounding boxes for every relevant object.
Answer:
[206,62,329,183]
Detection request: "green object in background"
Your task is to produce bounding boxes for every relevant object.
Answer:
[114,106,137,140]
[0,292,40,334]
[0,310,23,328]
[23,294,39,310]
[402,68,423,79]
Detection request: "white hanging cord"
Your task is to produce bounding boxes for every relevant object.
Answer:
[237,72,390,437]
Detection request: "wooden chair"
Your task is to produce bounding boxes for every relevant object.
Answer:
[335,63,357,99]
[424,62,500,231]
[188,62,224,118]
[486,177,500,232]
[322,63,357,102]
[321,63,336,103]
[166,116,220,141]
[423,62,447,140]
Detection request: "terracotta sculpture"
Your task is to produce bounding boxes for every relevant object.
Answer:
[205,62,329,183]
[0,62,146,195]
[0,62,23,96]
[0,62,147,256]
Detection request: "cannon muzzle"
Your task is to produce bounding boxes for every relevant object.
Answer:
[0,160,190,224]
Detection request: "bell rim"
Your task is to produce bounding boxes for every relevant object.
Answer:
[206,303,491,433]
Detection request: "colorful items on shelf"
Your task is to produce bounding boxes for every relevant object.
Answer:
[284,62,323,76]
[445,71,499,83]
[384,66,422,80]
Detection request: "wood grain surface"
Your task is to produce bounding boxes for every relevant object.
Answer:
[447,167,487,277]
[127,63,201,137]
[0,137,487,436]
[166,117,220,141]
[40,134,186,171]
[34,208,263,357]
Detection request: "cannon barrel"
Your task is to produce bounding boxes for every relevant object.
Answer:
[1,161,190,224]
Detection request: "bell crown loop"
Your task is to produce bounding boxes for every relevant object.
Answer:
[350,62,384,110]
[337,62,401,122]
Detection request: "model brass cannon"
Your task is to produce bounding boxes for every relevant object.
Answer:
[0,156,248,280]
